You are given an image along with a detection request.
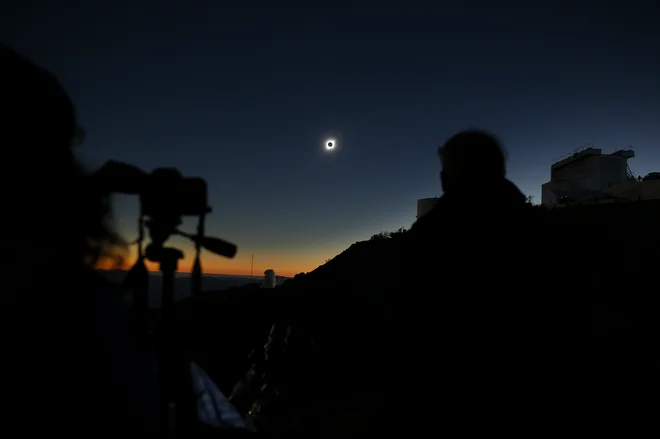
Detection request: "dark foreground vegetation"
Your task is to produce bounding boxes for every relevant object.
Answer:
[170,199,660,432]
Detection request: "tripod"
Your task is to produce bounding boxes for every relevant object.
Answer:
[138,217,184,436]
[123,212,237,437]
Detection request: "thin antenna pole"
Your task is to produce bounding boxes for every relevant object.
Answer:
[251,254,254,278]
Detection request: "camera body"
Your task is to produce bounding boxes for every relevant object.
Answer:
[93,160,236,258]
[140,168,210,220]
[93,161,210,219]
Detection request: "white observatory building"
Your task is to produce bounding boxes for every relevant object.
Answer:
[262,269,277,288]
[541,145,660,206]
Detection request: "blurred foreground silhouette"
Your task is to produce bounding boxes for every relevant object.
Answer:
[0,43,159,434]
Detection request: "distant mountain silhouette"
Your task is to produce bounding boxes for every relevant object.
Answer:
[99,270,288,309]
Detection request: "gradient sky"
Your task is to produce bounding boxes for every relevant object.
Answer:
[3,2,659,277]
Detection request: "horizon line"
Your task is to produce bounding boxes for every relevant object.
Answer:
[97,268,292,278]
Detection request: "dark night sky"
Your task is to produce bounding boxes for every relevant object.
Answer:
[3,2,659,276]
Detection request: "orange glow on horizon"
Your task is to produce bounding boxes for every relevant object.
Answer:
[94,243,334,278]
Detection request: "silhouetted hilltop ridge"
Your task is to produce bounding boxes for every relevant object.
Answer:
[295,236,404,287]
[294,200,660,287]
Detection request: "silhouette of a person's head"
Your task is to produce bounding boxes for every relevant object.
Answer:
[437,129,507,195]
[1,44,123,267]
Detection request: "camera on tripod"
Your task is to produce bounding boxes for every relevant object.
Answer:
[93,160,237,260]
[92,159,238,318]
[93,160,240,434]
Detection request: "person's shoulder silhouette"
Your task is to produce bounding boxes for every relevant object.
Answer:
[393,131,547,424]
[409,129,530,237]
[403,129,538,292]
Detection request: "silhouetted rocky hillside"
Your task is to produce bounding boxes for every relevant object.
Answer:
[166,201,660,429]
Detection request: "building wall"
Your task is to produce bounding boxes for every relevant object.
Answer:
[598,156,628,188]
[541,180,585,204]
[551,156,597,186]
[543,151,633,205]
[541,176,600,204]
[550,154,628,189]
[607,179,660,201]
[603,179,641,200]
[541,182,557,205]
